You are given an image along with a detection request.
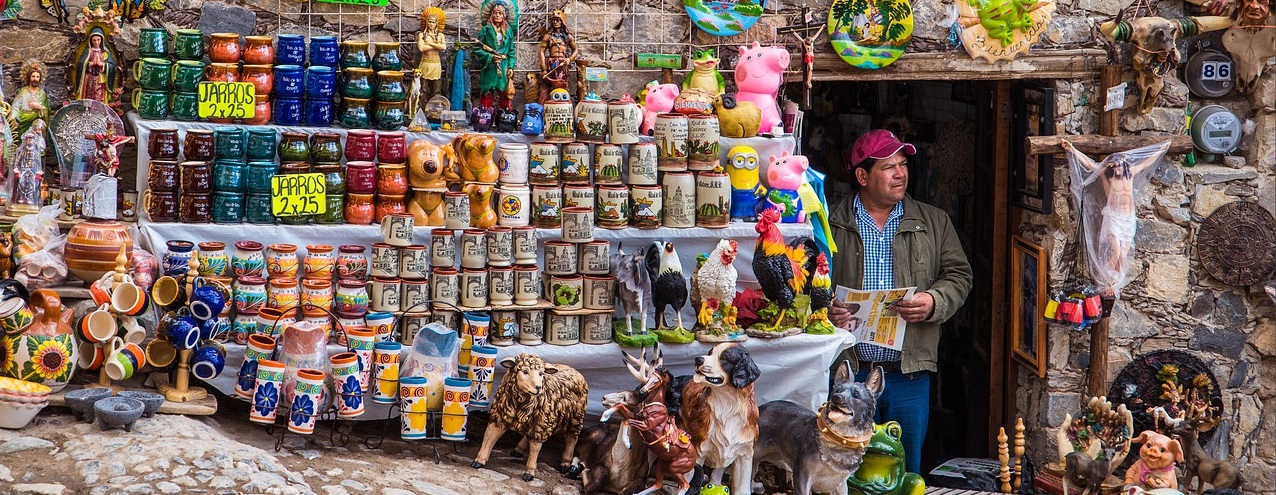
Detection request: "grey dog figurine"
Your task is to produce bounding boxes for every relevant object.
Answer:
[752,361,883,495]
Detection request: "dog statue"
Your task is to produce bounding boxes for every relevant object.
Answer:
[1064,448,1120,495]
[753,361,883,495]
[1125,430,1184,492]
[682,342,762,495]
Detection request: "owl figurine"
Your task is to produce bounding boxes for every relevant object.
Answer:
[726,145,764,221]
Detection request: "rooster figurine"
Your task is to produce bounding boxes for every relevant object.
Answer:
[752,208,819,333]
[693,240,744,342]
[805,253,836,334]
[611,246,659,347]
[646,241,694,343]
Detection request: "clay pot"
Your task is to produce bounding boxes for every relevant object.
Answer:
[377,163,408,195]
[377,132,406,163]
[240,64,273,95]
[243,36,275,65]
[345,130,377,161]
[345,193,375,225]
[64,220,134,284]
[278,131,310,162]
[310,132,343,163]
[375,194,406,222]
[346,161,377,194]
[205,62,239,84]
[148,129,180,160]
[208,33,242,63]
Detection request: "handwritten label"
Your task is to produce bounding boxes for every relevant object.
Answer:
[198,82,256,119]
[634,53,683,69]
[271,173,327,217]
[317,0,389,6]
[1104,83,1126,112]
[584,67,609,82]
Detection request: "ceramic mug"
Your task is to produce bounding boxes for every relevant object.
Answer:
[369,277,401,312]
[174,29,204,60]
[485,227,512,267]
[443,192,470,229]
[79,341,107,371]
[78,303,116,343]
[118,315,147,345]
[165,312,201,350]
[190,341,226,380]
[0,299,33,336]
[513,265,541,305]
[544,241,577,275]
[430,268,459,307]
[363,311,396,341]
[105,338,147,381]
[145,339,178,369]
[110,277,150,317]
[489,267,514,306]
[380,213,414,246]
[583,275,615,310]
[276,34,305,65]
[512,226,537,263]
[190,281,228,321]
[369,243,400,279]
[430,229,456,267]
[132,57,173,90]
[459,229,487,270]
[459,269,488,309]
[561,207,594,243]
[132,88,170,119]
[372,342,401,405]
[398,246,429,280]
[171,60,205,92]
[578,240,611,275]
[400,279,428,313]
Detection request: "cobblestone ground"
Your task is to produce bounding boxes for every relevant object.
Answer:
[0,398,585,495]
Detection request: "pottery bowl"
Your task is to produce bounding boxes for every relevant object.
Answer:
[0,389,50,404]
[0,398,48,429]
[94,397,145,432]
[64,387,113,423]
[118,391,165,418]
[0,376,52,397]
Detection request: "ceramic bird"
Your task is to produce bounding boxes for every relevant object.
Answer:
[809,252,833,313]
[694,240,738,318]
[646,241,688,331]
[753,208,818,330]
[688,252,709,312]
[611,246,651,336]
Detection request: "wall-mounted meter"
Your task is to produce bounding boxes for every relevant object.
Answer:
[1190,105,1242,154]
[1184,49,1234,98]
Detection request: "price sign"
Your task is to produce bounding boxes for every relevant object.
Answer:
[634,53,683,69]
[271,173,327,217]
[198,82,256,119]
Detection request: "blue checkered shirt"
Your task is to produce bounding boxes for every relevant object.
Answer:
[853,195,904,363]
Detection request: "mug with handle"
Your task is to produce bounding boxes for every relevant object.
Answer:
[132,57,173,90]
[190,340,227,380]
[88,272,114,306]
[0,298,33,336]
[165,311,201,350]
[104,338,147,381]
[151,275,183,309]
[110,275,150,317]
[132,88,170,119]
[118,315,147,344]
[78,303,117,344]
[189,278,228,321]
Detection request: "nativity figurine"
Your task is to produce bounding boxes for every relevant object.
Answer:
[474,0,518,111]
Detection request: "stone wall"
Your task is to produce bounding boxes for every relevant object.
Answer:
[1016,64,1276,493]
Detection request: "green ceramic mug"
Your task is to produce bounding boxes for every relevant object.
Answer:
[138,27,170,58]
[132,88,170,119]
[171,60,205,93]
[245,129,277,161]
[174,29,204,61]
[215,127,247,159]
[212,191,245,224]
[132,58,173,90]
[171,91,200,121]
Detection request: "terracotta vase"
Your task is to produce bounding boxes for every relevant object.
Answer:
[408,188,445,226]
[208,33,242,63]
[243,35,275,65]
[64,220,134,284]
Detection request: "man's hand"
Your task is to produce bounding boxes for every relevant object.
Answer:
[894,292,934,323]
[829,300,861,331]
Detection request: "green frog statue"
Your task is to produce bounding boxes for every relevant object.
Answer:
[682,49,725,97]
[846,422,926,495]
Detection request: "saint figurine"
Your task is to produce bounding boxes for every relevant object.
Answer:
[86,121,133,177]
[9,120,46,215]
[9,59,50,145]
[538,9,578,103]
[474,0,517,111]
[70,28,121,105]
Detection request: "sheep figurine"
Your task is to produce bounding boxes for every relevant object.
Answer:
[472,353,589,481]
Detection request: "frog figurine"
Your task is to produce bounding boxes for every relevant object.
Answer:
[682,49,725,97]
[846,422,926,495]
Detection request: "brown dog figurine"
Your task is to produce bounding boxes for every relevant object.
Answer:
[609,401,698,495]
[1125,430,1184,491]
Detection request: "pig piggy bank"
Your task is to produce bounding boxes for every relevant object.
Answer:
[734,42,790,134]
[641,81,681,135]
[762,152,808,223]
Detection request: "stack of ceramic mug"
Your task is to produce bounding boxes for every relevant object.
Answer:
[338,41,373,129]
[370,42,406,131]
[245,128,278,224]
[309,132,344,224]
[132,27,174,120]
[272,34,308,126]
[210,127,247,224]
[305,36,339,127]
[163,28,206,121]
[367,213,429,316]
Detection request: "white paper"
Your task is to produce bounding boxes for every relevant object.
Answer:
[1104,83,1127,112]
[835,285,916,351]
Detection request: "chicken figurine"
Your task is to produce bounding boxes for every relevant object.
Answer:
[805,253,836,335]
[646,241,694,344]
[751,208,820,336]
[611,246,658,347]
[692,240,745,342]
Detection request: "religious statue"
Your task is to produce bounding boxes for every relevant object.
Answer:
[474,0,518,111]
[86,121,133,177]
[538,9,578,103]
[1063,140,1170,297]
[9,59,50,145]
[9,120,46,215]
[415,7,447,107]
[69,6,124,109]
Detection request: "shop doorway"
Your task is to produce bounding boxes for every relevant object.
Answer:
[800,79,1028,472]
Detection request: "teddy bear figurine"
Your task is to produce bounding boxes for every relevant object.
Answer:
[1124,430,1184,494]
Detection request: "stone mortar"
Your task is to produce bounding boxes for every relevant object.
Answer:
[118,391,165,418]
[63,387,113,424]
[94,397,145,432]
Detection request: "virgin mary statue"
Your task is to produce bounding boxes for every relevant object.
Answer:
[69,28,120,105]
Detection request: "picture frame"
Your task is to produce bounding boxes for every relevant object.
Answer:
[1012,85,1054,214]
[1011,235,1047,377]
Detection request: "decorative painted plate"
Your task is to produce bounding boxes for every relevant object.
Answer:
[827,0,913,69]
[685,0,766,37]
[956,0,1055,62]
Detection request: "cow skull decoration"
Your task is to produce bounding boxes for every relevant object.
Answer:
[1100,15,1234,113]
[1221,0,1276,96]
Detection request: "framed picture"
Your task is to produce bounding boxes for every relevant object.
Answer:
[1012,85,1054,214]
[1011,235,1047,377]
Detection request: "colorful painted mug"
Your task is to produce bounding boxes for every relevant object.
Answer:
[132,57,173,90]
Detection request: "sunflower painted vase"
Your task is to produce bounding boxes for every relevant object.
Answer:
[1,291,78,392]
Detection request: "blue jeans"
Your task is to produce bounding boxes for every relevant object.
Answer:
[856,368,930,474]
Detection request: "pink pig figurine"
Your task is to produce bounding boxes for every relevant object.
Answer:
[734,42,790,134]
[640,81,681,135]
[763,152,809,223]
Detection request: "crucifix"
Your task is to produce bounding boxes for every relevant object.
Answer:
[777,7,825,110]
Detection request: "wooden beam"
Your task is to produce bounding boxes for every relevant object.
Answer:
[806,49,1105,82]
[1100,66,1122,136]
[989,80,1011,456]
[1026,135,1194,156]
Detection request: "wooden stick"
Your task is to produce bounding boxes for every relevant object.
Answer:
[1100,66,1121,137]
[999,427,1011,493]
[1014,417,1026,492]
[1026,135,1193,156]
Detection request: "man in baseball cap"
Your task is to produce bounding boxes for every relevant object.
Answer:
[826,128,972,474]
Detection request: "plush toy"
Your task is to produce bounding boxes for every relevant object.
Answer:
[762,152,809,223]
[1125,430,1184,493]
[714,94,761,138]
[640,81,681,135]
[726,146,764,220]
[407,140,454,190]
[683,49,726,97]
[448,134,499,184]
[733,42,790,133]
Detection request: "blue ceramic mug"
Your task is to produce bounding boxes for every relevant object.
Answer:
[273,97,304,126]
[212,191,245,224]
[166,314,201,350]
[304,66,336,99]
[197,315,231,340]
[273,65,304,98]
[309,36,339,67]
[276,34,306,65]
[190,282,228,321]
[190,341,227,380]
[304,98,334,127]
[212,160,245,193]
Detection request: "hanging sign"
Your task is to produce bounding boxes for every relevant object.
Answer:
[271,173,327,216]
[197,82,256,119]
[826,0,913,69]
[635,53,684,69]
[956,0,1055,62]
[685,0,765,36]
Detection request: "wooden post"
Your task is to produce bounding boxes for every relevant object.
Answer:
[158,251,208,403]
[1013,417,1025,492]
[998,426,1011,493]
[88,245,132,393]
[1088,66,1122,398]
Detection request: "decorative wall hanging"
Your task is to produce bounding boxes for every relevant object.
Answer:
[1197,200,1276,286]
[956,0,1055,62]
[69,5,124,110]
[1222,12,1276,95]
[1099,14,1234,113]
[685,0,765,37]
[827,0,914,69]
[1012,85,1054,214]
[48,99,124,189]
[1,0,21,20]
[42,0,69,24]
[1107,350,1224,444]
[106,0,164,21]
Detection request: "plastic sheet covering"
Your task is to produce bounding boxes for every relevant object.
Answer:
[1065,140,1171,297]
[401,323,460,410]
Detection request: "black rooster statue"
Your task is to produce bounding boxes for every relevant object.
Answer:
[645,240,694,343]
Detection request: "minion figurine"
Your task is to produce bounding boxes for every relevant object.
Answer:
[726,145,764,221]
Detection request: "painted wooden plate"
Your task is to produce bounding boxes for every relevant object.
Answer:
[957,0,1055,62]
[827,0,914,69]
[685,0,766,37]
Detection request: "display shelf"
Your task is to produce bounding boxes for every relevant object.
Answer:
[548,307,615,315]
[446,299,553,312]
[0,215,135,231]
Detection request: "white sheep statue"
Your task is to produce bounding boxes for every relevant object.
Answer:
[471,353,589,481]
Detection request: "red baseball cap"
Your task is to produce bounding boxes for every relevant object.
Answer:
[850,129,916,167]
